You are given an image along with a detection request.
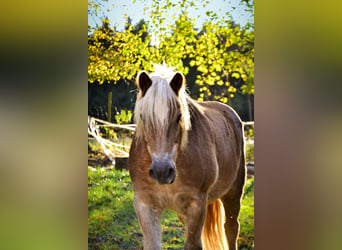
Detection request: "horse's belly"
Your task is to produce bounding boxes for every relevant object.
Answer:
[207,184,232,203]
[207,159,239,203]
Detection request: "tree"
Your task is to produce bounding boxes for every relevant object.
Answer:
[88,18,152,84]
[88,0,109,31]
[88,0,254,118]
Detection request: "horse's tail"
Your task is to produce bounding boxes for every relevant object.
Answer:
[201,199,228,250]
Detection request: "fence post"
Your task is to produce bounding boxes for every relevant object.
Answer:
[247,94,252,121]
[108,91,112,123]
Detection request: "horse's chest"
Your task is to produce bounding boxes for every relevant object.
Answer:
[150,186,178,209]
[149,185,202,213]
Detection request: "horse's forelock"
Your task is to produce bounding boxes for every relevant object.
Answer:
[134,74,191,148]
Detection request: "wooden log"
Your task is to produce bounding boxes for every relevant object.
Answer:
[115,157,129,170]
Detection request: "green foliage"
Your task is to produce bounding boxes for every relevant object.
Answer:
[88,0,254,105]
[88,18,152,84]
[88,168,254,249]
[246,145,254,163]
[114,109,132,125]
[244,124,254,162]
[88,0,107,18]
[246,125,254,138]
[88,0,109,32]
[101,126,117,140]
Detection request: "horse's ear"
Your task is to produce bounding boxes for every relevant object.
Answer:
[170,72,185,96]
[136,71,152,97]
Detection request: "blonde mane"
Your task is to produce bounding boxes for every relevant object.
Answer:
[134,66,191,149]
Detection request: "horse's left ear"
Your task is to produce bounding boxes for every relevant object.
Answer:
[170,72,185,96]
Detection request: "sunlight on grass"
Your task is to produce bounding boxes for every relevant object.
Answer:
[239,176,254,249]
[88,168,254,249]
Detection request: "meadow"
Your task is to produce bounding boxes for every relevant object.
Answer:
[88,167,254,249]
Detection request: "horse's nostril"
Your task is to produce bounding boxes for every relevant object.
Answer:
[168,166,174,176]
[149,160,176,184]
[149,169,154,178]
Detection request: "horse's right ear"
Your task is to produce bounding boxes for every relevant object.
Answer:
[136,71,152,97]
[170,72,185,96]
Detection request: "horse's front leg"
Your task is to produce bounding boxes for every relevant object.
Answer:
[133,194,162,250]
[181,196,207,250]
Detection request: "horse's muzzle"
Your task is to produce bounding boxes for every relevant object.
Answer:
[149,157,176,185]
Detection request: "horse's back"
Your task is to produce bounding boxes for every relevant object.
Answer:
[198,101,243,141]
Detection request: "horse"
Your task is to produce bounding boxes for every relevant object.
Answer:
[128,67,246,250]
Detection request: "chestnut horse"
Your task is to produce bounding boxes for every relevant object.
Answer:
[129,68,246,250]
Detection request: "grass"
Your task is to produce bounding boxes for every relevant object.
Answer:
[88,168,254,249]
[238,177,255,249]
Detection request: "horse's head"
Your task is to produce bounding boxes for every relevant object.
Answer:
[134,70,190,184]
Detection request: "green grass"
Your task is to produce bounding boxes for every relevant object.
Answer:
[88,168,254,249]
[238,177,255,249]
